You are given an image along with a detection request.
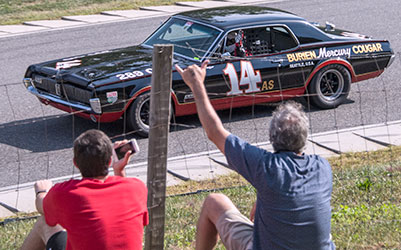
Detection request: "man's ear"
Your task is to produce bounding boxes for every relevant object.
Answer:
[73,158,79,169]
[108,157,113,167]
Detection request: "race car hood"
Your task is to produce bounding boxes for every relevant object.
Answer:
[29,45,155,87]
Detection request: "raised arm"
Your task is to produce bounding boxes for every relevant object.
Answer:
[175,61,230,154]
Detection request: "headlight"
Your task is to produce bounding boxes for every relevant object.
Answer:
[90,98,102,114]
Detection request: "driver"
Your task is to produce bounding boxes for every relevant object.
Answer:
[224,30,250,57]
[225,32,237,55]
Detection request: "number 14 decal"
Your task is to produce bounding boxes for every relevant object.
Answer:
[223,61,262,96]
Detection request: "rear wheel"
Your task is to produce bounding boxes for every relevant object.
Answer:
[308,64,351,109]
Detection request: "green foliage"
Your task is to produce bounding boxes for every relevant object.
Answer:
[0,218,36,250]
[357,177,373,191]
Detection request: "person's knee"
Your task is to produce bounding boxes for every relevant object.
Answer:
[202,193,237,222]
[204,193,231,206]
[34,216,47,229]
[34,215,65,244]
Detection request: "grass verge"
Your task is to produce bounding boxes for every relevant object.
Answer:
[1,147,400,249]
[0,0,201,25]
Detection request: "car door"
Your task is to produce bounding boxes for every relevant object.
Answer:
[207,25,304,109]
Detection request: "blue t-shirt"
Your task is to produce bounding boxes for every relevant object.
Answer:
[225,134,335,250]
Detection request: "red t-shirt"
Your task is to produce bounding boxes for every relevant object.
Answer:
[43,176,148,250]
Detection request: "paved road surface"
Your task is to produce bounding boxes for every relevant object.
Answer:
[0,0,400,187]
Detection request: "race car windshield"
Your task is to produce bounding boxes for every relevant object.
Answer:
[143,17,221,61]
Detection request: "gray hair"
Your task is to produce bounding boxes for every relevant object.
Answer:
[269,101,309,154]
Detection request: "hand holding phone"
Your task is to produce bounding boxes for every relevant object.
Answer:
[114,139,139,160]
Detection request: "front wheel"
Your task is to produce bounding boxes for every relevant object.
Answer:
[127,92,151,137]
[127,92,174,137]
[308,64,351,109]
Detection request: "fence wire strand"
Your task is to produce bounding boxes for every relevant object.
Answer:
[0,45,400,248]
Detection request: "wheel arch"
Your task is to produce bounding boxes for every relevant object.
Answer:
[124,86,177,117]
[123,86,151,112]
[304,59,356,91]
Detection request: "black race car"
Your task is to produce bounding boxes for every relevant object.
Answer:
[23,6,395,136]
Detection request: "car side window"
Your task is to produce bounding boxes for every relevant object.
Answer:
[228,26,298,56]
[219,26,298,58]
[287,22,328,44]
[245,27,271,55]
[268,26,298,52]
[222,30,250,57]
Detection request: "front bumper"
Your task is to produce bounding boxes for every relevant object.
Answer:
[26,85,93,113]
[23,77,103,113]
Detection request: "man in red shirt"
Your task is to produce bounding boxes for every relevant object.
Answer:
[21,129,148,250]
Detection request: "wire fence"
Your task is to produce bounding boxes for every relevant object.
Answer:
[0,48,400,248]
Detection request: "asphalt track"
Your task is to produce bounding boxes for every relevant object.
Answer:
[0,0,400,188]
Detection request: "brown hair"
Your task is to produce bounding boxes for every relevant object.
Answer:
[73,129,113,177]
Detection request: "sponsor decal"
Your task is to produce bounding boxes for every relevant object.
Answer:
[184,93,194,102]
[287,51,316,62]
[318,47,351,59]
[261,80,275,91]
[352,43,383,54]
[145,68,152,74]
[106,91,118,104]
[289,61,315,68]
[55,59,82,70]
[286,43,383,63]
[224,61,262,96]
[183,21,193,30]
[116,70,144,81]
[287,47,353,62]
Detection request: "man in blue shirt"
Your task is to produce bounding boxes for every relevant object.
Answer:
[176,61,335,250]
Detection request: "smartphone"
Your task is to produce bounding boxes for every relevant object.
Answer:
[114,139,139,160]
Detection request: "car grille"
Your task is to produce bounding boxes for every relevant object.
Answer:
[33,74,92,104]
[63,84,92,104]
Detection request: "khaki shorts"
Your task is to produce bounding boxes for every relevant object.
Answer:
[215,209,254,250]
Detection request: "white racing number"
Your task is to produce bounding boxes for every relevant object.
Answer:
[116,71,144,81]
[224,61,262,95]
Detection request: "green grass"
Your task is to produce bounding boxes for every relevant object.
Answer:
[0,0,201,25]
[1,147,400,249]
[0,216,36,249]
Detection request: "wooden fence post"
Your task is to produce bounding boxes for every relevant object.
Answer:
[145,44,173,250]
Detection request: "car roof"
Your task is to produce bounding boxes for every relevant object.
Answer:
[174,6,306,31]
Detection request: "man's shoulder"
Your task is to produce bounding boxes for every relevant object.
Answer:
[109,176,147,189]
[306,153,330,165]
[51,179,80,191]
[225,134,268,154]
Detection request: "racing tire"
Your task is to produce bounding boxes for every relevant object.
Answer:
[127,92,174,137]
[127,92,151,137]
[308,64,351,109]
